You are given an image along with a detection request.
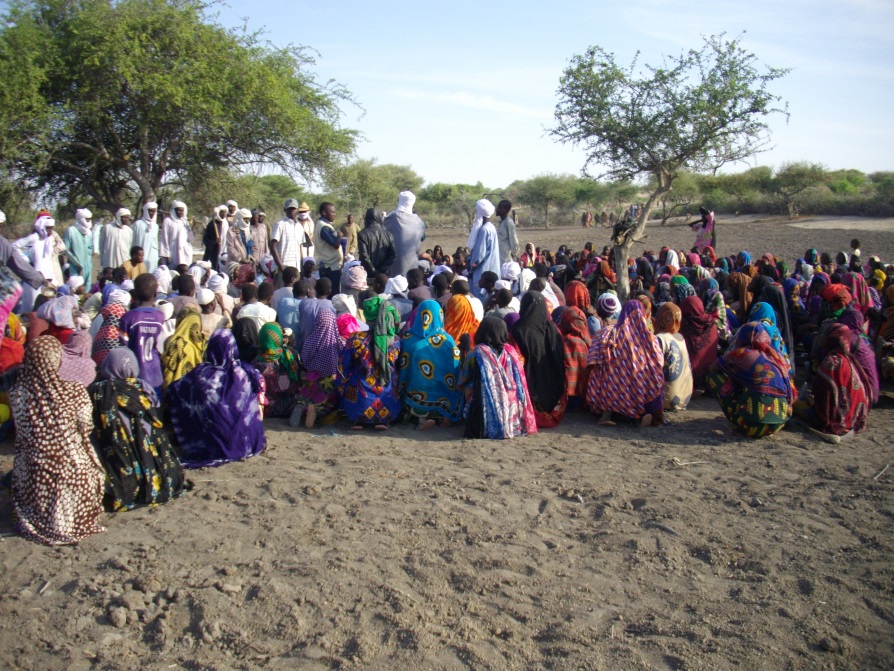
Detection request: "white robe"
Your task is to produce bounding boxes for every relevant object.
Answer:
[160,217,195,266]
[100,223,133,269]
[131,218,159,273]
[15,231,64,285]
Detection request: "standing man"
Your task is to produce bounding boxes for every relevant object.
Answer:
[297,202,315,261]
[384,191,425,278]
[249,208,269,262]
[468,199,499,302]
[496,199,519,265]
[202,204,227,270]
[270,199,307,281]
[357,207,396,276]
[100,207,134,269]
[63,208,94,284]
[159,200,194,267]
[314,202,344,294]
[341,213,359,257]
[131,201,159,273]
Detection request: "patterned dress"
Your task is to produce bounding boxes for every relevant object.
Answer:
[11,337,105,544]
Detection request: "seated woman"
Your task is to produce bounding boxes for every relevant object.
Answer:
[878,285,894,382]
[89,348,185,510]
[679,296,719,390]
[91,295,128,366]
[444,280,482,356]
[10,336,105,544]
[36,295,79,344]
[232,317,260,363]
[803,323,870,439]
[747,302,790,363]
[58,329,97,388]
[293,309,343,428]
[459,317,537,439]
[565,280,600,336]
[586,300,664,427]
[162,310,207,392]
[512,292,567,427]
[252,322,300,419]
[167,330,266,467]
[336,297,402,430]
[397,299,463,430]
[654,303,693,411]
[707,322,796,438]
[555,306,591,412]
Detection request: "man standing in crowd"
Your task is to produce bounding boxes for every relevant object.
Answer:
[496,199,518,264]
[468,199,499,301]
[358,207,396,276]
[297,202,315,262]
[384,191,425,278]
[160,201,194,267]
[131,202,159,273]
[314,202,344,295]
[271,199,306,281]
[341,213,359,257]
[250,208,269,262]
[64,208,95,283]
[100,208,134,269]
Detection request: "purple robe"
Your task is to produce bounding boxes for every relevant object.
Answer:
[166,330,266,468]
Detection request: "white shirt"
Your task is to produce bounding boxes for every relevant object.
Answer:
[271,217,306,270]
[237,302,277,332]
[271,286,294,312]
[160,217,194,266]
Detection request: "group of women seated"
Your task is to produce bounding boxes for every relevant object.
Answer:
[2,239,891,546]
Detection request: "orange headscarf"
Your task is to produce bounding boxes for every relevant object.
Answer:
[564,281,590,312]
[444,295,480,347]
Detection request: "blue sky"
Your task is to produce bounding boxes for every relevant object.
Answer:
[218,0,894,189]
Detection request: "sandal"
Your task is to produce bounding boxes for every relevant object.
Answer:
[417,419,436,431]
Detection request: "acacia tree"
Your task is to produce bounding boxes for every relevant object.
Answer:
[0,0,356,215]
[516,173,577,229]
[772,162,827,218]
[551,34,789,299]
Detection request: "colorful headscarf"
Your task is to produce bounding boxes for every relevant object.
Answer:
[257,322,299,383]
[301,309,342,376]
[715,322,793,399]
[162,310,207,390]
[362,297,400,382]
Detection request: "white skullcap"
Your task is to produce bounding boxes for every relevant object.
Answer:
[396,191,416,214]
[108,289,132,306]
[196,288,215,306]
[385,276,408,297]
[494,280,512,291]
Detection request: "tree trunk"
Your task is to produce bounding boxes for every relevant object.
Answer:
[544,204,550,230]
[613,173,672,302]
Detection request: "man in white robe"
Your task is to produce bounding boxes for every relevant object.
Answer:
[131,202,159,273]
[160,200,195,267]
[468,199,500,302]
[99,208,133,269]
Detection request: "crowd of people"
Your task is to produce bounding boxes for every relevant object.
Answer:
[0,195,890,546]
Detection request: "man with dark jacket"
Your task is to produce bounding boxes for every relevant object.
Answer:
[357,207,397,276]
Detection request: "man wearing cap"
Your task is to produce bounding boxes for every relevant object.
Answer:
[297,201,315,261]
[314,202,344,294]
[64,208,95,284]
[384,191,425,278]
[132,202,160,273]
[271,199,307,279]
[100,207,134,269]
[249,208,269,262]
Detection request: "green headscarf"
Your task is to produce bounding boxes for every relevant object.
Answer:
[670,275,690,286]
[257,322,299,382]
[362,297,400,381]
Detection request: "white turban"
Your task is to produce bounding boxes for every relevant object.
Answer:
[466,198,495,249]
[501,262,521,281]
[67,275,85,292]
[153,265,172,295]
[108,289,132,306]
[518,268,536,294]
[384,275,408,298]
[494,280,511,291]
[141,202,157,225]
[207,271,229,293]
[156,299,174,321]
[171,201,188,223]
[235,208,252,230]
[226,199,238,209]
[196,288,215,306]
[0,210,5,225]
[188,265,205,287]
[34,215,55,238]
[215,204,228,220]
[74,208,93,235]
[427,264,452,286]
[114,208,132,227]
[396,191,416,214]
[332,293,358,318]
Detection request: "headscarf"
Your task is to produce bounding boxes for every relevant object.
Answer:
[257,322,299,383]
[74,209,93,236]
[33,213,55,239]
[842,272,871,317]
[396,191,416,214]
[679,296,719,383]
[748,302,789,360]
[512,292,565,413]
[302,309,342,376]
[384,275,408,299]
[234,208,252,231]
[564,281,590,313]
[671,276,696,303]
[346,264,368,291]
[169,200,188,224]
[58,330,97,387]
[362,297,400,382]
[518,268,536,294]
[870,269,887,292]
[232,317,259,362]
[814,323,869,435]
[114,208,131,227]
[728,272,752,320]
[758,284,796,372]
[444,294,481,348]
[37,295,78,330]
[67,275,85,293]
[821,284,852,316]
[91,302,127,365]
[655,302,681,335]
[141,202,157,225]
[162,310,207,390]
[397,299,462,419]
[501,262,521,282]
[557,306,591,398]
[715,323,794,399]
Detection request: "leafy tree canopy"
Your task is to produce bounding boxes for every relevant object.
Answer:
[0,0,356,215]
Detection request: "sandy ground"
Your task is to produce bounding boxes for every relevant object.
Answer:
[0,215,892,670]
